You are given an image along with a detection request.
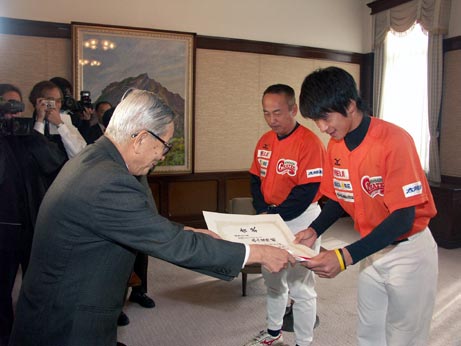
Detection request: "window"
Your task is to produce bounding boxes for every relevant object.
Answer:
[379,23,429,171]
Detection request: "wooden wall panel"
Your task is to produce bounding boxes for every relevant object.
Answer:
[149,182,160,210]
[224,177,252,211]
[167,180,218,217]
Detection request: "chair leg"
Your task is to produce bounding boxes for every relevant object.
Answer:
[242,272,248,296]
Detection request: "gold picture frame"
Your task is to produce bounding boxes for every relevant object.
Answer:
[72,22,195,174]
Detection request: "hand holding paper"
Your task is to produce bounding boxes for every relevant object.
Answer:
[203,211,318,261]
[293,227,319,249]
[247,244,296,272]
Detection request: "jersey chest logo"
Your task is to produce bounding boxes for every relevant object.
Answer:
[333,168,349,179]
[361,175,384,198]
[257,149,271,159]
[276,159,297,176]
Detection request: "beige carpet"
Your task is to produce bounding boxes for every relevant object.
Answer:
[114,217,461,346]
[12,217,461,345]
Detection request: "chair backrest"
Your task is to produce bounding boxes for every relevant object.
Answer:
[228,197,256,215]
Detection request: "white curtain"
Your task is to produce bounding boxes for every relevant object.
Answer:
[371,0,451,182]
[380,24,429,170]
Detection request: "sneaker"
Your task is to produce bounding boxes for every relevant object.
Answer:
[243,330,284,346]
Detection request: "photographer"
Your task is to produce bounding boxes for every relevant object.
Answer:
[49,77,90,127]
[78,100,112,144]
[30,80,86,159]
[50,77,96,140]
[0,84,67,346]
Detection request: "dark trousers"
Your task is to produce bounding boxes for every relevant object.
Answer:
[131,253,148,294]
[0,225,21,346]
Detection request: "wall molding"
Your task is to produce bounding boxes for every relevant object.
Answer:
[444,36,461,52]
[367,0,413,15]
[0,17,70,38]
[196,35,364,64]
[441,175,461,185]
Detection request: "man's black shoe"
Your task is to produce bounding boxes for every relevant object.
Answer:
[117,342,127,346]
[129,292,155,308]
[117,311,130,326]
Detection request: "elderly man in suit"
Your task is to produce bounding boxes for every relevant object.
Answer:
[9,89,295,346]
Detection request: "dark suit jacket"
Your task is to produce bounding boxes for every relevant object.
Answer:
[9,136,246,346]
[78,120,105,144]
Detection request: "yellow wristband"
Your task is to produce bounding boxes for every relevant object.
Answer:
[334,248,346,271]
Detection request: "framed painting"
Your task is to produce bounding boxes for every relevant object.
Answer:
[72,22,195,174]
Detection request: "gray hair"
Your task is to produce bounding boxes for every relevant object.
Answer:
[105,89,175,144]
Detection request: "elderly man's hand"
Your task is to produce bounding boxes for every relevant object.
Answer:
[247,245,296,273]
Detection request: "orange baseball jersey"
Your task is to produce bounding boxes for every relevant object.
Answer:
[320,117,436,238]
[249,125,325,206]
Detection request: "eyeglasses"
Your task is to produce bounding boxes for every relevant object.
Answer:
[131,130,173,156]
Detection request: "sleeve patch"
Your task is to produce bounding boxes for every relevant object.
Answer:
[306,168,323,178]
[402,181,423,198]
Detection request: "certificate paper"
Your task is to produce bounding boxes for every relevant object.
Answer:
[203,211,317,260]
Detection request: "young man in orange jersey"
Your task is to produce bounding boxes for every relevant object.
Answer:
[245,84,326,346]
[296,67,438,346]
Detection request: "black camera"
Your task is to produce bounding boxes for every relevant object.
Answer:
[61,90,93,114]
[0,98,24,114]
[62,93,78,111]
[79,91,92,109]
[0,98,34,136]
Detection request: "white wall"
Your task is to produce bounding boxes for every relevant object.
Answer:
[1,0,369,53]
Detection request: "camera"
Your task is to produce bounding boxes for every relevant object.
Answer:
[79,91,92,109]
[0,98,24,114]
[0,98,34,136]
[61,90,93,114]
[44,99,56,109]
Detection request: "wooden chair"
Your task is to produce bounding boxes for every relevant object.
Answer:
[127,272,142,287]
[228,197,261,296]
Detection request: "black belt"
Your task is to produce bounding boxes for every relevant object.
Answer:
[391,238,409,245]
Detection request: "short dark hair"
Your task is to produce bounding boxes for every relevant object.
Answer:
[263,84,296,108]
[0,83,22,101]
[299,66,366,120]
[29,81,62,106]
[49,77,73,96]
[95,101,113,113]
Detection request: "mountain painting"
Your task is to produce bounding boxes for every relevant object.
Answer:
[73,24,194,173]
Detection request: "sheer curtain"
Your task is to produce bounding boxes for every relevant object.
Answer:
[380,23,429,171]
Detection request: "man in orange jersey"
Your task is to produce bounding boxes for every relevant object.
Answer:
[244,84,326,346]
[296,67,438,346]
